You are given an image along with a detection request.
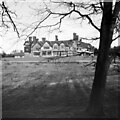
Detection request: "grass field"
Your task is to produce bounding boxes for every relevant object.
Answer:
[1,55,95,62]
[1,57,120,118]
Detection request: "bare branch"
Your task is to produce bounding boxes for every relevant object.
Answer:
[80,37,100,41]
[24,13,51,40]
[46,4,100,32]
[99,0,104,10]
[25,1,102,39]
[1,2,19,37]
[112,34,120,41]
[73,10,100,32]
[112,1,120,29]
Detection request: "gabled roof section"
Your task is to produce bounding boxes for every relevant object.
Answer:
[38,41,53,48]
[45,39,73,47]
[59,40,73,47]
[32,41,43,48]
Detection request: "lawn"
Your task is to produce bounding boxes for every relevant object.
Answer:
[1,57,120,118]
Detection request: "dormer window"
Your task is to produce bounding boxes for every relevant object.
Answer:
[60,43,65,50]
[44,46,50,49]
[53,43,58,50]
[42,42,51,50]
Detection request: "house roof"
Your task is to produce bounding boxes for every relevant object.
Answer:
[32,41,43,48]
[39,39,73,47]
[24,37,94,50]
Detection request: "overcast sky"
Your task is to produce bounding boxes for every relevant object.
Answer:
[0,0,119,53]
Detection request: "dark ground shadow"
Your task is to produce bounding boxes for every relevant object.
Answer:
[2,79,119,118]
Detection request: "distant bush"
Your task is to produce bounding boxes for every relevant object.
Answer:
[2,53,15,58]
[109,46,120,57]
[94,48,99,56]
[94,46,120,58]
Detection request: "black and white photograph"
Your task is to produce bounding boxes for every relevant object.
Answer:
[0,0,120,118]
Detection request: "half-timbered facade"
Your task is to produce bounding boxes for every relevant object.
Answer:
[24,33,94,57]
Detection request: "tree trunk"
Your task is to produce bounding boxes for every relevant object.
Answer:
[86,2,113,117]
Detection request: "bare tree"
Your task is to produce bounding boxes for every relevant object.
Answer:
[0,1,19,37]
[26,0,120,117]
[87,1,120,116]
[2,0,119,117]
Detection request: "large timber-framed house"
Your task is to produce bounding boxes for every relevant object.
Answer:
[24,33,94,57]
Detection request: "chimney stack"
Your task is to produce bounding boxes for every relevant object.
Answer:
[79,38,82,42]
[73,33,78,41]
[33,36,39,44]
[55,35,58,41]
[76,35,79,41]
[42,37,46,42]
[33,36,36,43]
[29,36,32,43]
[73,33,76,40]
[36,38,39,42]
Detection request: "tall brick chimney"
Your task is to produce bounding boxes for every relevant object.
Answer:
[42,37,46,43]
[29,36,32,43]
[79,38,82,42]
[33,36,39,45]
[73,33,78,41]
[55,35,58,41]
[76,35,79,41]
[33,36,36,42]
[36,38,39,42]
[73,33,76,40]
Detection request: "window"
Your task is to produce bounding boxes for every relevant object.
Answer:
[66,47,69,51]
[54,46,58,49]
[61,45,64,49]
[25,47,30,52]
[48,51,52,55]
[53,44,58,49]
[36,47,40,51]
[61,51,66,56]
[60,43,65,49]
[34,52,40,55]
[44,46,50,49]
[42,51,47,55]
